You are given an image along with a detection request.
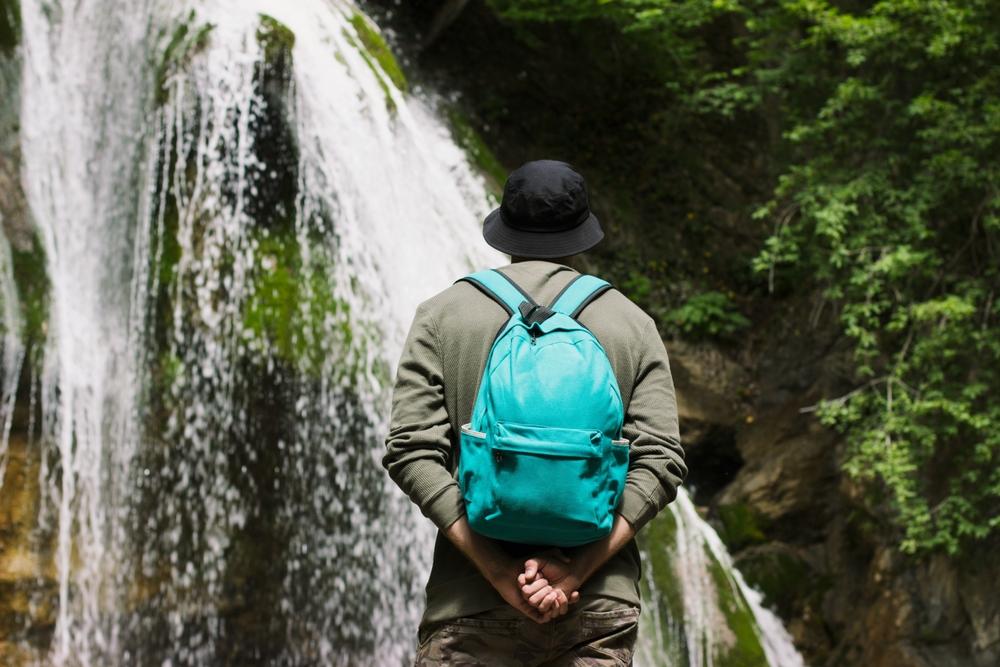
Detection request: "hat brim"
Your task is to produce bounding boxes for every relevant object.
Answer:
[482,207,604,259]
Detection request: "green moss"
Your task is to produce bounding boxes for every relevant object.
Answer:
[361,52,396,113]
[705,545,769,667]
[157,198,181,295]
[9,231,49,348]
[0,0,20,54]
[242,229,361,379]
[257,13,295,63]
[445,106,507,201]
[736,548,826,619]
[716,503,768,551]
[154,10,214,106]
[349,13,406,92]
[636,509,684,622]
[341,28,397,114]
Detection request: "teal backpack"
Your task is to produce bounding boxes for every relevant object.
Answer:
[455,269,629,547]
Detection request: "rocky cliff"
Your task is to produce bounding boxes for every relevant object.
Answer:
[671,306,1000,666]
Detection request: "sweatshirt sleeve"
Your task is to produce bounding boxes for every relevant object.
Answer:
[381,302,466,531]
[615,317,688,533]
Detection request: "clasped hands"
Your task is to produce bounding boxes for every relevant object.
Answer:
[490,549,586,624]
[447,514,634,625]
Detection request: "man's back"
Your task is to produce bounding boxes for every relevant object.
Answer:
[384,259,686,634]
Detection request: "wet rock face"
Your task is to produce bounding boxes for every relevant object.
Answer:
[670,332,1000,667]
[1,52,32,253]
[668,339,752,506]
[0,435,57,665]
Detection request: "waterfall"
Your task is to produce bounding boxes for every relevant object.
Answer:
[4,0,804,664]
[635,489,804,667]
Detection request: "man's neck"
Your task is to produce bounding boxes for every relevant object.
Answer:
[510,255,577,268]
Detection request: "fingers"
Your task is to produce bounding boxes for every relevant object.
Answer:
[538,590,560,613]
[528,583,556,607]
[520,577,550,599]
[523,558,539,582]
[520,586,577,622]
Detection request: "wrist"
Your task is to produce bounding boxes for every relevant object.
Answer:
[570,551,600,587]
[481,550,514,584]
[445,516,512,584]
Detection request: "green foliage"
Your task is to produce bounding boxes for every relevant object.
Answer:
[666,290,750,340]
[620,269,653,305]
[487,0,745,102]
[738,0,1000,556]
[488,0,1000,555]
[0,0,19,54]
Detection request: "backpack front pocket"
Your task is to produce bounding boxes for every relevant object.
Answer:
[489,421,610,544]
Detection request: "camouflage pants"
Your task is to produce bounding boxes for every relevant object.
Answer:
[414,599,640,666]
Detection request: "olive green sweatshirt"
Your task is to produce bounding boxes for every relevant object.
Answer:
[382,260,687,633]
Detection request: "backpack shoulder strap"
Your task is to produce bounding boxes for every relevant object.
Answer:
[456,269,537,316]
[549,274,613,319]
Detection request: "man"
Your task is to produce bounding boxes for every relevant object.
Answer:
[383,159,687,665]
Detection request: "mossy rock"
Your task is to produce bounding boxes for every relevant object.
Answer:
[715,503,769,552]
[8,230,49,349]
[340,27,397,114]
[257,13,295,64]
[349,12,406,93]
[154,10,214,106]
[705,545,769,667]
[0,0,19,54]
[444,105,507,200]
[735,545,829,619]
[638,506,771,666]
[241,228,363,380]
[636,507,684,622]
[250,15,299,232]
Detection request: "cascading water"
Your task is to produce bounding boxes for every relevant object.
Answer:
[636,489,804,667]
[2,0,805,664]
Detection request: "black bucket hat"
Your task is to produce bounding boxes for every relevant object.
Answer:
[483,159,604,258]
